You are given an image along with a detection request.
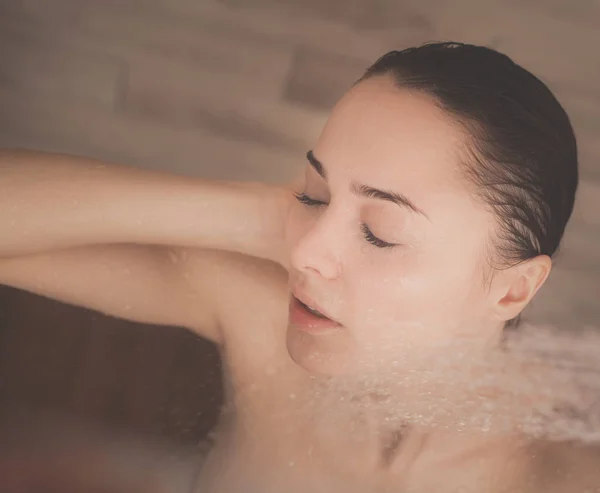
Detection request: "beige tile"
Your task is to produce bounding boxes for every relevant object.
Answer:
[102,0,427,62]
[574,180,600,230]
[283,48,367,111]
[505,0,600,25]
[0,0,85,30]
[0,87,303,183]
[577,139,600,172]
[0,36,122,109]
[76,4,294,87]
[559,180,600,269]
[219,0,355,24]
[557,228,600,274]
[525,265,600,326]
[218,0,436,32]
[578,148,600,182]
[121,54,327,152]
[556,87,600,133]
[556,89,600,180]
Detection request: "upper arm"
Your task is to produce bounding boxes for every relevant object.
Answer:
[0,245,229,343]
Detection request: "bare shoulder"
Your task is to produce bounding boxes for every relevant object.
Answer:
[178,248,289,340]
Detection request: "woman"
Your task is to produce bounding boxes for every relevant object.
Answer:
[0,42,598,491]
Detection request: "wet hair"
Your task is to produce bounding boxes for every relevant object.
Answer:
[361,42,578,272]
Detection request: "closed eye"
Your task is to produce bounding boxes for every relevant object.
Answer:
[295,192,396,249]
[294,193,396,248]
[360,224,396,249]
[294,192,327,207]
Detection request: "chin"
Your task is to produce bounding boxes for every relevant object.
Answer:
[286,325,356,376]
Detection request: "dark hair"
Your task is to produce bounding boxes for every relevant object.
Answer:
[361,42,578,273]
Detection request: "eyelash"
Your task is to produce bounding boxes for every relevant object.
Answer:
[294,192,324,207]
[294,192,396,249]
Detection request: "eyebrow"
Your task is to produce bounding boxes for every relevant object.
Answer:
[306,150,327,179]
[306,150,429,220]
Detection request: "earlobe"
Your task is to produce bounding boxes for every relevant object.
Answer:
[494,255,552,322]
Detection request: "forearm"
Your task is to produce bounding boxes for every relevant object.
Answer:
[0,149,288,264]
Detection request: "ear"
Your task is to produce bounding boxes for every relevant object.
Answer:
[492,255,552,322]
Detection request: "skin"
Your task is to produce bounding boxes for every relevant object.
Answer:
[1,76,598,492]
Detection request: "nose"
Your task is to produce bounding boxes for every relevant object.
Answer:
[290,209,344,280]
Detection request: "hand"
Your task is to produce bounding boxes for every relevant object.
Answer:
[261,183,296,270]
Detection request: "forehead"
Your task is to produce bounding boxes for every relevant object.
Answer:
[314,76,468,196]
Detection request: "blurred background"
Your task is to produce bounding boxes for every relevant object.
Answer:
[0,0,598,491]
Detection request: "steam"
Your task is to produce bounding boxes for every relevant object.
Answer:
[304,322,600,444]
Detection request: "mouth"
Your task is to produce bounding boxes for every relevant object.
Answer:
[298,298,329,319]
[288,292,342,332]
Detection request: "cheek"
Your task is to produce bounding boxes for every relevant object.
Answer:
[349,252,484,332]
[346,260,424,332]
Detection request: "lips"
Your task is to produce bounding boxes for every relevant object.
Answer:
[288,291,343,332]
[294,291,338,322]
[297,298,329,319]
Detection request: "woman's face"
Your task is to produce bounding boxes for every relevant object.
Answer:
[285,76,504,376]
